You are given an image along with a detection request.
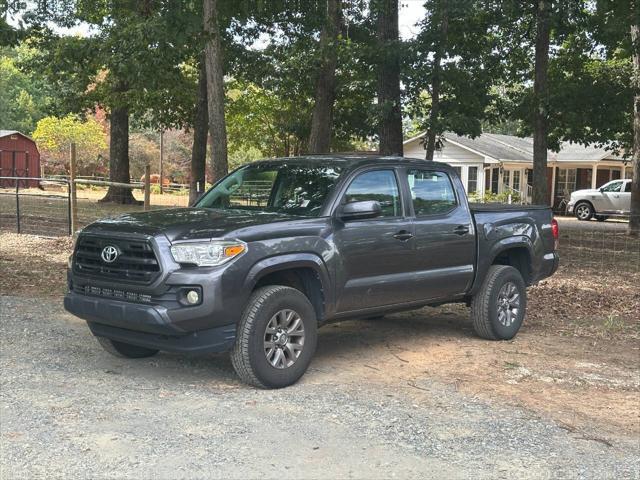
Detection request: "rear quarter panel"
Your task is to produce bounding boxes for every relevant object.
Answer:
[470,205,555,294]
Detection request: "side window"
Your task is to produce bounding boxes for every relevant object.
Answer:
[408,169,457,216]
[601,181,622,193]
[624,182,632,193]
[344,170,401,217]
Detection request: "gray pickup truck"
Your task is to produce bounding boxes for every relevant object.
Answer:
[64,155,559,388]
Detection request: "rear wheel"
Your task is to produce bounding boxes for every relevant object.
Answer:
[574,202,593,221]
[471,265,527,340]
[96,337,159,358]
[231,285,317,389]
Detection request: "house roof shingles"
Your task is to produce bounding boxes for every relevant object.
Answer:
[406,131,622,163]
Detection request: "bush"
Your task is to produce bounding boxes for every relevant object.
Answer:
[469,191,521,204]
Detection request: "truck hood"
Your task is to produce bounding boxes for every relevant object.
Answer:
[571,188,599,198]
[82,208,306,242]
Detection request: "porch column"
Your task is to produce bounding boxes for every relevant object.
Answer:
[591,165,598,189]
[550,165,556,207]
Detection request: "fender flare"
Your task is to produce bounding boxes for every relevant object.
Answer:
[243,253,333,312]
[471,236,535,294]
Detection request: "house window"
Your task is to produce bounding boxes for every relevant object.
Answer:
[467,167,478,193]
[512,170,521,191]
[556,168,577,198]
[451,166,462,179]
[491,168,499,194]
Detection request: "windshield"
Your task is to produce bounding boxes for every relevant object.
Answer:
[195,163,344,217]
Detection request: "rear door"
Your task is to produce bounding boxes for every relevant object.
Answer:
[617,181,632,214]
[403,168,476,302]
[332,168,416,312]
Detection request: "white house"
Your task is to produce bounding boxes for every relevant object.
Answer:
[403,132,632,207]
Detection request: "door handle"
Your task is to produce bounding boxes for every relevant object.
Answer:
[453,225,470,235]
[393,230,414,241]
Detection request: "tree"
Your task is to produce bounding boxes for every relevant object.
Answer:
[0,46,54,134]
[204,0,228,182]
[374,0,403,156]
[423,0,448,161]
[19,1,201,203]
[532,0,552,205]
[406,1,501,158]
[630,1,639,236]
[308,0,342,153]
[190,58,208,204]
[32,114,107,175]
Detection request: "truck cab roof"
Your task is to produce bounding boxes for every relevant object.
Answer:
[250,154,457,175]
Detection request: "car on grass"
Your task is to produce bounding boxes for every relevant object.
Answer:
[64,155,559,388]
[567,179,632,222]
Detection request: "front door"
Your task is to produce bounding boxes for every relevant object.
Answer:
[332,169,415,312]
[405,168,476,301]
[594,180,624,213]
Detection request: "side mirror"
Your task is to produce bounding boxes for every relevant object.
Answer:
[338,200,382,221]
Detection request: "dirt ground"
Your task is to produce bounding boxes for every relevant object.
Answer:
[1,225,638,450]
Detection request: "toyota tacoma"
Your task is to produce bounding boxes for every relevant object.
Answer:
[64,155,559,388]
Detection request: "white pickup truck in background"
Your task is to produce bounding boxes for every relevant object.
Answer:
[567,179,632,222]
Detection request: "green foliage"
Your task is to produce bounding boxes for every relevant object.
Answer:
[32,114,107,175]
[405,0,504,143]
[0,46,55,134]
[469,190,521,204]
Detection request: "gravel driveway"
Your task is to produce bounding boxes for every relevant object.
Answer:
[1,295,638,479]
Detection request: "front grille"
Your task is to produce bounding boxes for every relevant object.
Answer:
[75,285,152,303]
[74,235,161,284]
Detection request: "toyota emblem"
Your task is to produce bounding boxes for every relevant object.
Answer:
[101,245,120,263]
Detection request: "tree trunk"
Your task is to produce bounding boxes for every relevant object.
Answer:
[376,0,403,156]
[532,0,551,206]
[100,105,137,204]
[629,15,640,236]
[308,0,342,154]
[203,0,228,182]
[190,59,209,205]
[425,0,449,161]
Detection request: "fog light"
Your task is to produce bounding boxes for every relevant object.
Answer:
[186,290,200,305]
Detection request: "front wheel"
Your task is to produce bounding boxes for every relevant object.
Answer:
[574,202,593,221]
[231,285,318,389]
[471,265,527,340]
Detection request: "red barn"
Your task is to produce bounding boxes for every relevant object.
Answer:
[0,130,41,188]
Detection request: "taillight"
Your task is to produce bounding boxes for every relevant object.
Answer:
[551,218,559,250]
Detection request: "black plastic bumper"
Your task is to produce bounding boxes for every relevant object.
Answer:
[88,321,236,355]
[64,292,236,354]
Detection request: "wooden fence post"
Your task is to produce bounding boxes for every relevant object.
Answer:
[144,164,151,211]
[69,143,78,233]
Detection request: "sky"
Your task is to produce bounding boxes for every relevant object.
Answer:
[399,1,426,39]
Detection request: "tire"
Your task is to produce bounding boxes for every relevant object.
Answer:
[231,285,318,389]
[471,265,527,341]
[96,337,159,358]
[595,215,608,222]
[574,201,593,221]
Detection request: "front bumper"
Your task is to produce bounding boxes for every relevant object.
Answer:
[567,202,575,213]
[64,292,236,354]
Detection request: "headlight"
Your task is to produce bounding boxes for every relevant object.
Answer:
[170,240,247,267]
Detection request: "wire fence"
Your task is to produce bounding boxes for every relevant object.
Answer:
[1,176,639,276]
[0,176,191,237]
[0,177,71,236]
[556,216,640,274]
